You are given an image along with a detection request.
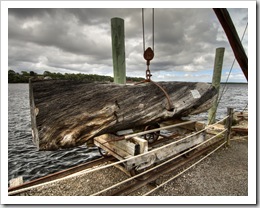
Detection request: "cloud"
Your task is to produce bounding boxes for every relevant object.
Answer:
[8,8,248,82]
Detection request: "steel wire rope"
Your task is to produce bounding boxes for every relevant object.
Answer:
[9,117,228,196]
[242,103,248,112]
[90,128,227,196]
[142,8,145,52]
[208,22,248,125]
[143,141,226,196]
[142,8,155,53]
[152,8,154,51]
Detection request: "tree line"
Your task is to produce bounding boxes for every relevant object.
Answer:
[8,70,144,83]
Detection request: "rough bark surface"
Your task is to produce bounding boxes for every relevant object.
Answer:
[29,80,217,150]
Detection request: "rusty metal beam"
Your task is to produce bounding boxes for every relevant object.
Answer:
[213,8,248,81]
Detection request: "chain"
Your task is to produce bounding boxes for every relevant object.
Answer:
[140,9,173,111]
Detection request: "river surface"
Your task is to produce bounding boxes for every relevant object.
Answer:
[8,83,248,183]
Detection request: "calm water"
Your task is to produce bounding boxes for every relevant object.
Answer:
[8,83,248,183]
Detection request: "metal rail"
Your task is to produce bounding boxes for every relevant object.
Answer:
[8,156,115,194]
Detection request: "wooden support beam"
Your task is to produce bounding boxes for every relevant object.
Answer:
[213,8,248,81]
[94,134,148,158]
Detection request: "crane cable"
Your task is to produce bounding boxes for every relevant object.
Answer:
[140,9,173,111]
[142,8,154,53]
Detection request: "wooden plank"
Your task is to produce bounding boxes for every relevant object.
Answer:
[232,126,248,133]
[125,132,206,171]
[94,134,148,156]
[116,129,134,136]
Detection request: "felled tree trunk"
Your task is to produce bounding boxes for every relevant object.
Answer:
[29,80,217,151]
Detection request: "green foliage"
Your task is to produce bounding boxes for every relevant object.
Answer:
[8,70,29,83]
[8,70,145,83]
[21,71,30,76]
[30,71,37,76]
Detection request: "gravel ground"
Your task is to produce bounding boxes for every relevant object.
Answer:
[23,136,248,196]
[25,163,131,196]
[149,137,248,196]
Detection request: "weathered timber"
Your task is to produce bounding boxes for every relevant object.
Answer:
[29,79,217,150]
[208,47,225,124]
[225,107,233,147]
[94,134,148,159]
[97,132,206,171]
[231,126,248,134]
[111,17,126,84]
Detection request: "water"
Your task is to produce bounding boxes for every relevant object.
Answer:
[8,84,101,183]
[189,83,248,121]
[8,83,248,183]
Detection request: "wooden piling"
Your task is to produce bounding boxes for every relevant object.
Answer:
[225,107,233,147]
[208,47,225,124]
[111,17,126,84]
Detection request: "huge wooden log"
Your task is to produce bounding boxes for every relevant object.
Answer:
[29,80,217,150]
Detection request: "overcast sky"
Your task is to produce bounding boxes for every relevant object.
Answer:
[8,7,248,82]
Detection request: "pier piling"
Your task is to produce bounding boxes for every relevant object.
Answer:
[208,47,225,124]
[111,17,126,84]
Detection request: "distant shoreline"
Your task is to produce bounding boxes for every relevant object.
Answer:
[8,70,248,84]
[219,82,248,84]
[8,82,248,84]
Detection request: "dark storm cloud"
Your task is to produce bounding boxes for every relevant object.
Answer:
[9,9,111,57]
[8,8,55,18]
[8,8,248,82]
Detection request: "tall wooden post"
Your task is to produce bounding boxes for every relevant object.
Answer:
[111,17,126,84]
[208,47,225,124]
[225,107,233,147]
